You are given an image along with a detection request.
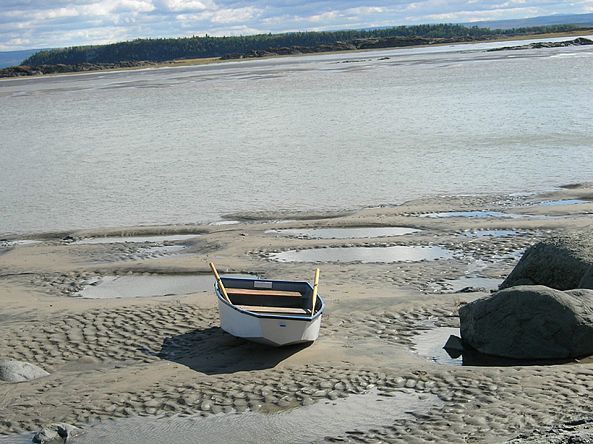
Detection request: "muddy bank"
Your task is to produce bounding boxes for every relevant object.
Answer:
[1,184,593,442]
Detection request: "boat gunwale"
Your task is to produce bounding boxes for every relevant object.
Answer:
[214,277,324,321]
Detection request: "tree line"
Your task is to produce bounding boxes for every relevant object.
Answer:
[22,23,581,66]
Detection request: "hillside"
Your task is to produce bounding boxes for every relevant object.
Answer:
[20,23,580,67]
[0,49,44,68]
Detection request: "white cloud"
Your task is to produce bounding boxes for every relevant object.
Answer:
[199,25,263,36]
[0,0,591,51]
[211,7,260,24]
[161,0,212,12]
[176,6,261,25]
[309,11,339,23]
[7,37,31,46]
[421,6,540,22]
[580,0,593,12]
[345,6,386,15]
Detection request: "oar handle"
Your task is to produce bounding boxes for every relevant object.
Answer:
[209,262,231,304]
[310,268,320,316]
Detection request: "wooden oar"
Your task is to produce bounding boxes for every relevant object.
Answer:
[310,268,320,316]
[209,262,231,304]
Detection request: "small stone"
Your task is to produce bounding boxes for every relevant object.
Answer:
[0,359,49,383]
[327,391,339,400]
[144,399,160,408]
[200,401,211,411]
[405,379,417,389]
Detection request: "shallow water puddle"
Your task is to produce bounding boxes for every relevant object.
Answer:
[537,199,587,206]
[78,274,254,298]
[411,327,462,366]
[265,227,420,239]
[411,327,583,367]
[78,275,214,298]
[73,234,201,244]
[271,245,454,263]
[0,389,442,444]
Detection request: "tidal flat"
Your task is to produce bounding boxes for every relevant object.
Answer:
[2,184,593,443]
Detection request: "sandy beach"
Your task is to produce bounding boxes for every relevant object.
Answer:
[2,183,593,443]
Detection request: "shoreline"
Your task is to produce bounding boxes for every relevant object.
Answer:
[1,180,590,240]
[1,28,592,82]
[2,183,593,442]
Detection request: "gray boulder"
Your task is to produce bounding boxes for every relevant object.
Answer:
[579,265,593,289]
[500,230,593,291]
[33,423,82,443]
[0,359,49,383]
[459,286,593,359]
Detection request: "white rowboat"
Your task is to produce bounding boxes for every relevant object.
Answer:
[211,265,324,347]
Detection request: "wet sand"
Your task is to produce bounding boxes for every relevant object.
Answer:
[1,184,593,442]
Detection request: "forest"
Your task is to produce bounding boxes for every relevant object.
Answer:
[22,23,582,66]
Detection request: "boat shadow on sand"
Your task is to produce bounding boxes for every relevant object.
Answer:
[154,327,310,375]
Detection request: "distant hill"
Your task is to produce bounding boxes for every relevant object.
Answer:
[0,49,45,68]
[18,23,584,68]
[3,18,592,76]
[470,13,593,30]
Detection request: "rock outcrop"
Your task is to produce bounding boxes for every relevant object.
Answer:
[488,37,593,52]
[0,61,158,78]
[220,36,483,60]
[500,230,593,290]
[0,359,49,383]
[459,286,593,359]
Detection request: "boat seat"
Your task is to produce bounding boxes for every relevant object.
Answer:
[235,305,310,315]
[226,288,302,298]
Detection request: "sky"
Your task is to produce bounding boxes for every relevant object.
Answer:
[1,0,592,51]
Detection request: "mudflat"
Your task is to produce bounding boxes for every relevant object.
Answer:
[1,183,593,442]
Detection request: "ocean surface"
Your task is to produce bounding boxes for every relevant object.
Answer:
[2,35,593,236]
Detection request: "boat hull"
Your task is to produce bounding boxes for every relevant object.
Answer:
[217,298,323,347]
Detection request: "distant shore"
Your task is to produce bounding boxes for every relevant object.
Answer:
[2,28,592,80]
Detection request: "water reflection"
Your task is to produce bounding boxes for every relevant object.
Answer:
[77,274,253,298]
[271,245,454,263]
[538,199,588,206]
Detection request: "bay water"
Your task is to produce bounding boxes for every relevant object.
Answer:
[1,35,593,235]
